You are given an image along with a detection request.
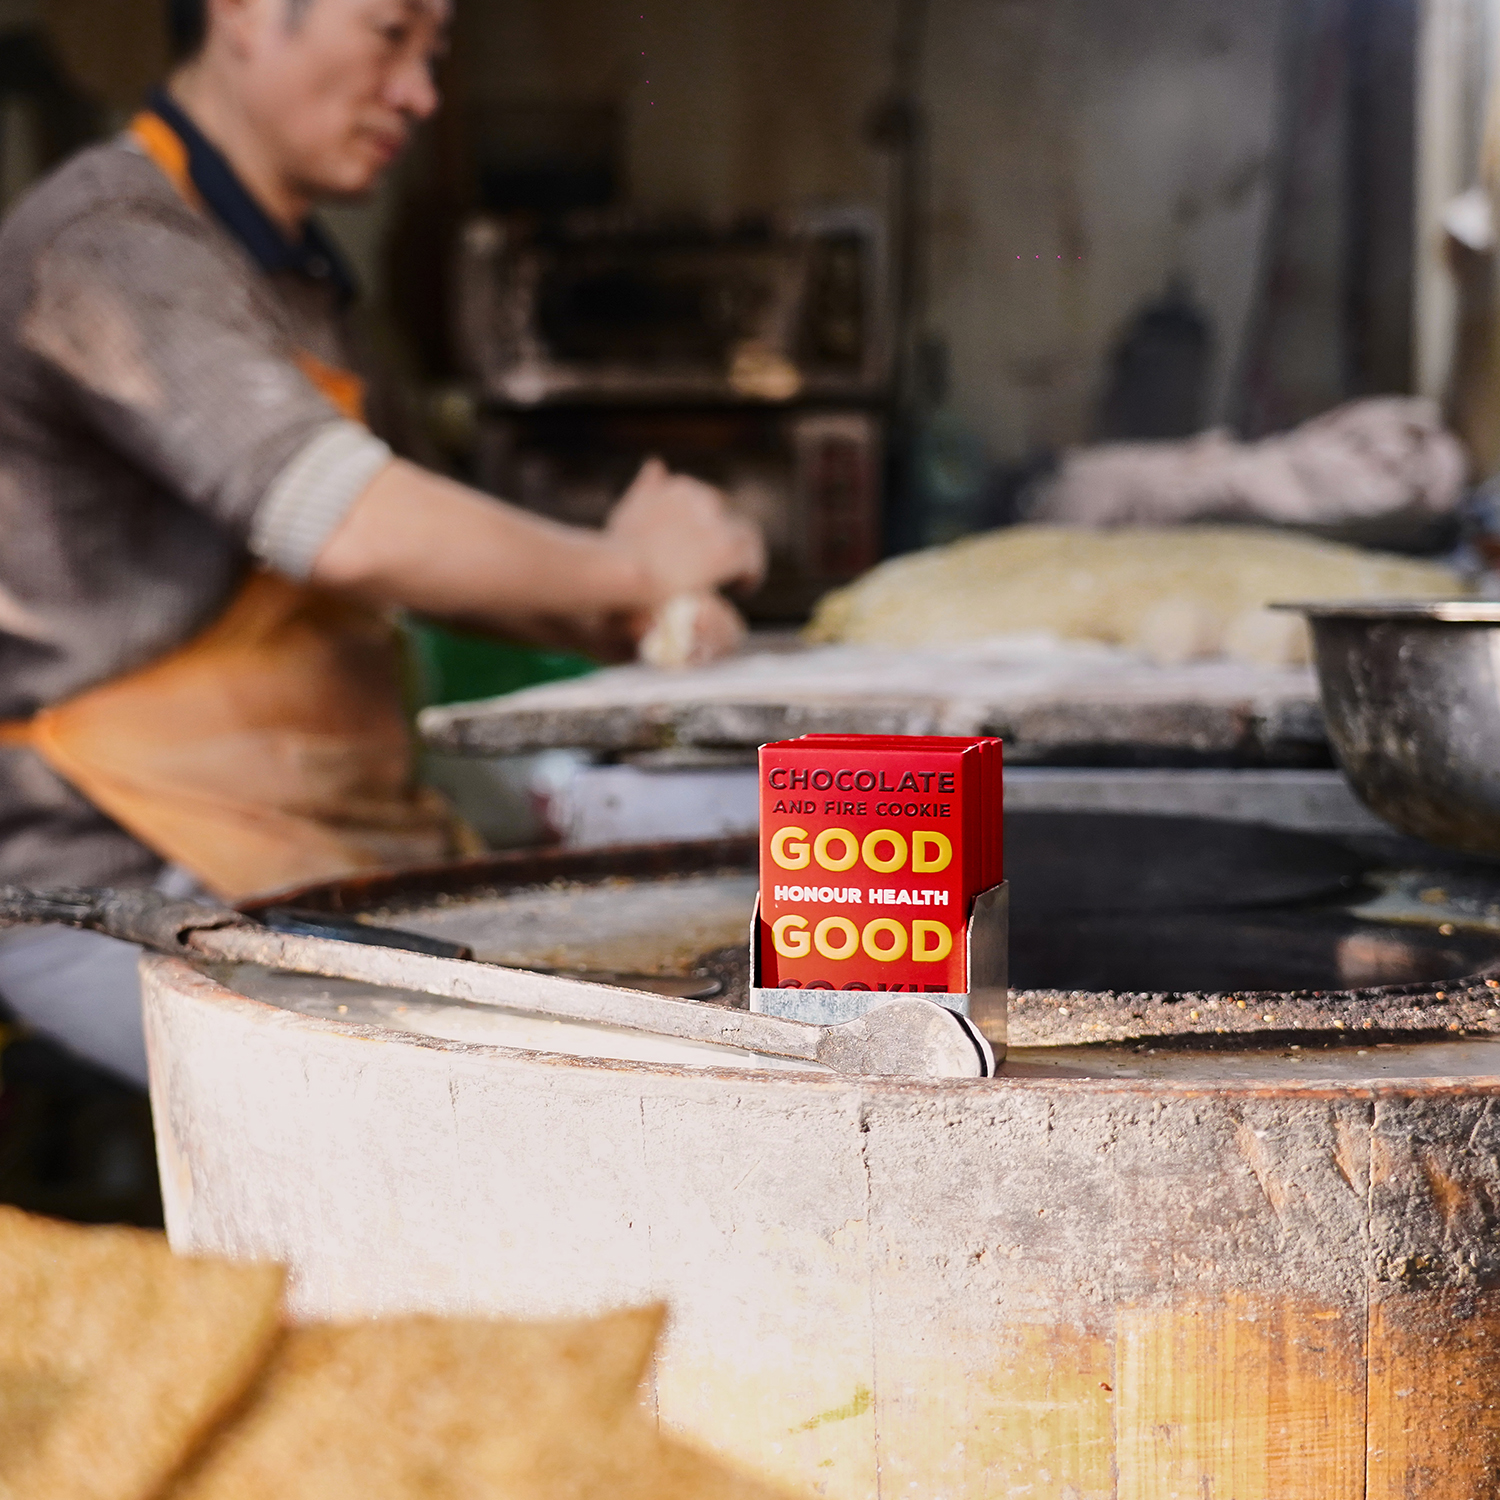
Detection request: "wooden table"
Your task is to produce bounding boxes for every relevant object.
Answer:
[419,637,1327,765]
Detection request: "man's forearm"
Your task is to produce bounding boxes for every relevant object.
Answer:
[309,460,655,655]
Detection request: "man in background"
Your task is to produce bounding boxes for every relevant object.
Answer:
[0,0,763,1084]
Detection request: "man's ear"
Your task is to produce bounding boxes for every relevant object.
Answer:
[202,0,274,59]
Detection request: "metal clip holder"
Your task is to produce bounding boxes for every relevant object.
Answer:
[749,882,1008,1061]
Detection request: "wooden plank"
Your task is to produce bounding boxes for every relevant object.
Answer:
[967,1320,1117,1500]
[637,1081,882,1500]
[859,1316,1117,1500]
[1367,1086,1500,1496]
[857,1086,1119,1498]
[1367,1288,1500,1498]
[1108,1093,1371,1496]
[1115,1294,1365,1500]
[856,1078,1377,1498]
[417,643,1324,763]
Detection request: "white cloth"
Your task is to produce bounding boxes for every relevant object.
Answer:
[0,925,147,1086]
[0,865,208,1088]
[1038,397,1468,528]
[249,419,393,578]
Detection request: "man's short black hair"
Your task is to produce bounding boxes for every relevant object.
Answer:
[166,0,312,62]
[167,0,206,60]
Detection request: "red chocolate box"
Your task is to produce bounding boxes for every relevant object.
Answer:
[757,736,1001,997]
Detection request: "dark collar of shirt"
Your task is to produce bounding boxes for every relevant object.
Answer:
[146,87,357,306]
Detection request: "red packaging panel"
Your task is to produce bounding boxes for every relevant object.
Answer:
[794,735,987,900]
[796,733,1003,888]
[759,737,991,995]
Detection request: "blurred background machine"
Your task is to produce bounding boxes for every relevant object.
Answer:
[453,205,889,621]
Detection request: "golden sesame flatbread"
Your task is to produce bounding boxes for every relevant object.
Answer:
[168,1305,797,1500]
[0,1207,284,1500]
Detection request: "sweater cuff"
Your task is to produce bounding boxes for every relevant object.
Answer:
[249,421,392,578]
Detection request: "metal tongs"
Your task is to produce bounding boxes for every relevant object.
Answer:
[0,886,994,1080]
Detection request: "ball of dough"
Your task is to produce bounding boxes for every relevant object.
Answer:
[806,524,1465,667]
[638,593,747,669]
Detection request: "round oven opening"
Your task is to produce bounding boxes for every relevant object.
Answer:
[1004,811,1500,994]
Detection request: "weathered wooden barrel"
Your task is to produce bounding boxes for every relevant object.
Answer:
[145,832,1500,1500]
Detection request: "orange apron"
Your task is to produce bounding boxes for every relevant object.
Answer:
[0,112,479,901]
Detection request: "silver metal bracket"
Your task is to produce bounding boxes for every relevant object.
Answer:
[749,882,1008,1060]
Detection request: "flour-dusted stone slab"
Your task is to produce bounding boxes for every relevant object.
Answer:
[418,636,1326,764]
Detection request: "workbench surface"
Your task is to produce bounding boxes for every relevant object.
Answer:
[418,636,1325,764]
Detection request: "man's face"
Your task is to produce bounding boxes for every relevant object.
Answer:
[233,0,448,200]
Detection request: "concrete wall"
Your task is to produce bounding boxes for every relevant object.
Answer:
[461,0,892,219]
[454,0,1290,458]
[925,0,1283,451]
[17,0,1314,462]
[42,0,167,113]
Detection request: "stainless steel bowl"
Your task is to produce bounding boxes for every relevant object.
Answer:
[1279,601,1500,856]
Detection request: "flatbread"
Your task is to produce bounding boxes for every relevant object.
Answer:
[0,1207,284,1500]
[806,524,1467,666]
[167,1306,794,1500]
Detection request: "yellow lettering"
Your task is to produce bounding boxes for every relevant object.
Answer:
[770,825,810,870]
[813,827,859,872]
[814,916,859,960]
[772,914,810,958]
[861,829,908,874]
[911,830,952,874]
[862,917,909,962]
[912,920,953,962]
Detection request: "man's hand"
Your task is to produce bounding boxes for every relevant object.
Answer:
[606,458,766,603]
[311,457,765,664]
[636,592,749,669]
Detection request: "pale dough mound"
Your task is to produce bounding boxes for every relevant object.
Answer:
[805,525,1468,666]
